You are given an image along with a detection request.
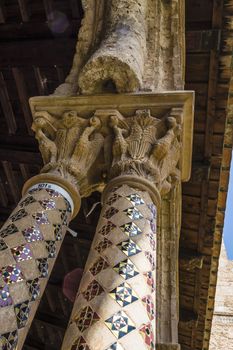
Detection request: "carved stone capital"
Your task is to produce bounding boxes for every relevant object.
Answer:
[27,110,105,199]
[104,108,182,199]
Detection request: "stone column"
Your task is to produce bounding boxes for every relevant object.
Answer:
[62,108,183,350]
[0,112,103,350]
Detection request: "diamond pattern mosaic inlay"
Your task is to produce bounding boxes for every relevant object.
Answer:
[106,193,122,206]
[19,196,36,208]
[14,300,30,328]
[0,184,71,346]
[120,222,142,237]
[53,224,63,241]
[39,199,56,210]
[82,279,104,302]
[0,224,18,238]
[10,209,27,222]
[36,258,49,277]
[0,265,23,284]
[103,207,119,219]
[147,203,156,219]
[117,239,141,257]
[74,306,100,332]
[32,212,49,225]
[71,336,90,350]
[139,323,155,349]
[22,226,43,242]
[144,271,155,293]
[113,259,139,280]
[0,330,18,350]
[95,238,112,253]
[11,244,33,262]
[146,232,156,251]
[98,221,116,237]
[26,278,40,301]
[126,194,145,206]
[45,241,56,258]
[105,310,136,339]
[0,285,13,307]
[145,252,155,270]
[142,295,155,320]
[89,257,109,276]
[109,282,138,307]
[124,207,143,220]
[0,239,7,251]
[105,342,124,350]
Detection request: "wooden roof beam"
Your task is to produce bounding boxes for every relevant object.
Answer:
[0,0,6,23]
[2,160,20,204]
[0,72,17,134]
[12,67,33,135]
[18,0,30,22]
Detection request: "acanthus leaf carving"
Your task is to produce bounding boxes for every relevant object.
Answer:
[32,111,105,197]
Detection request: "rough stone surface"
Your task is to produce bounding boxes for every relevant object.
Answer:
[54,0,185,95]
[209,243,233,349]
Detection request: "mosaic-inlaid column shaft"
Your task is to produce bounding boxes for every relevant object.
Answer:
[0,183,73,350]
[62,184,157,350]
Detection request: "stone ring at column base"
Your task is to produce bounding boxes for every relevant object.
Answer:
[22,173,81,219]
[102,175,161,208]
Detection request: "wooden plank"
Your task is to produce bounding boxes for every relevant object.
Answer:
[0,20,81,40]
[0,0,6,23]
[33,67,48,96]
[182,195,201,214]
[2,161,20,203]
[186,54,210,83]
[186,30,221,52]
[69,0,81,18]
[0,39,76,66]
[43,0,54,21]
[19,163,31,182]
[0,72,17,134]
[18,0,30,22]
[0,177,8,207]
[12,67,33,135]
[0,149,42,165]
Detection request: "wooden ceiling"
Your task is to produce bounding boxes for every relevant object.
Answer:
[0,1,232,349]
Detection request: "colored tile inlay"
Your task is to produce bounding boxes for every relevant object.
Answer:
[105,310,135,339]
[109,282,138,307]
[0,265,23,284]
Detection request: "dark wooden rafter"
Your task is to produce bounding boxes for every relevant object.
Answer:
[2,160,20,204]
[18,0,30,22]
[12,67,33,135]
[191,1,224,348]
[0,0,6,23]
[0,71,17,134]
